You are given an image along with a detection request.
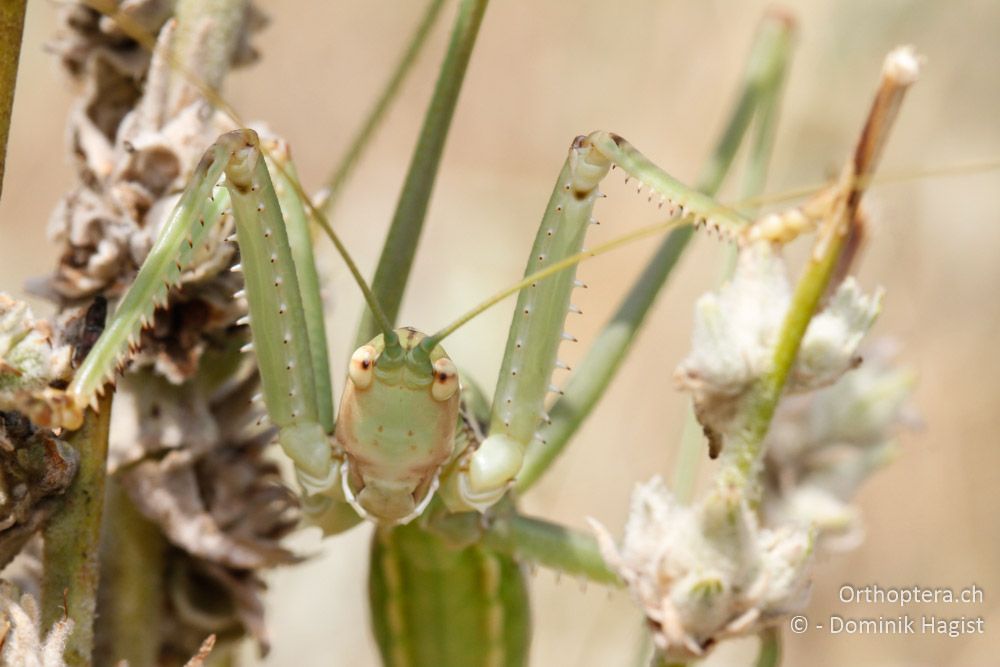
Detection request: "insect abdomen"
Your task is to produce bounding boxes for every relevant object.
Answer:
[370,523,530,667]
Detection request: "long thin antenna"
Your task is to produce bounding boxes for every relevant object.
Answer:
[82,0,397,337]
[739,157,1000,209]
[422,217,685,350]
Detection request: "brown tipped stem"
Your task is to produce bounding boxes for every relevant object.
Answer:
[0,0,27,201]
[41,393,113,667]
[721,47,921,498]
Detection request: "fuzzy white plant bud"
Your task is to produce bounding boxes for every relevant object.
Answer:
[589,477,813,660]
[0,295,74,429]
[0,582,73,667]
[675,243,882,453]
[763,341,916,552]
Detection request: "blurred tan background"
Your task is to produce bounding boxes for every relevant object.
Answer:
[2,1,999,665]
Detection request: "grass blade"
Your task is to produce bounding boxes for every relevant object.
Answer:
[356,0,490,346]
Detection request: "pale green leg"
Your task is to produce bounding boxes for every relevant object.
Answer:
[440,133,754,511]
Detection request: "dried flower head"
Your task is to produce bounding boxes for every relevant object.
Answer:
[675,242,882,455]
[42,2,289,656]
[590,477,813,660]
[0,582,73,667]
[762,341,917,551]
[0,413,77,569]
[0,295,76,430]
[45,3,261,384]
[105,360,298,654]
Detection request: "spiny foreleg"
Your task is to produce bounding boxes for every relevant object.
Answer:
[68,130,340,501]
[439,132,752,512]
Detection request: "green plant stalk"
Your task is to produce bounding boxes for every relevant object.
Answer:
[517,12,795,493]
[321,0,447,218]
[356,0,490,347]
[755,627,781,667]
[95,478,165,667]
[0,0,26,200]
[671,16,793,505]
[718,50,919,500]
[41,393,113,667]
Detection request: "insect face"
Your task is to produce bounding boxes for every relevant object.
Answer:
[335,327,461,523]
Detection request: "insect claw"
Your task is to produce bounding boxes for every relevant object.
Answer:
[589,218,600,225]
[555,360,571,371]
[547,384,564,396]
[539,411,551,424]
[533,431,547,444]
[568,304,583,315]
[573,279,588,289]
[560,332,577,342]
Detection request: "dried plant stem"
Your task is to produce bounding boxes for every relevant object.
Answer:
[41,393,113,667]
[0,0,26,200]
[172,0,251,94]
[719,48,920,500]
[95,478,165,667]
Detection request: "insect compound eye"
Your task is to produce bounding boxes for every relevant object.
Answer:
[431,357,459,402]
[349,345,377,390]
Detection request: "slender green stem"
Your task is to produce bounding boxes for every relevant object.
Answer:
[356,0,490,347]
[95,478,165,667]
[718,49,919,499]
[0,0,26,201]
[651,653,684,667]
[517,12,796,493]
[41,394,113,667]
[755,627,782,667]
[671,15,794,503]
[320,0,447,218]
